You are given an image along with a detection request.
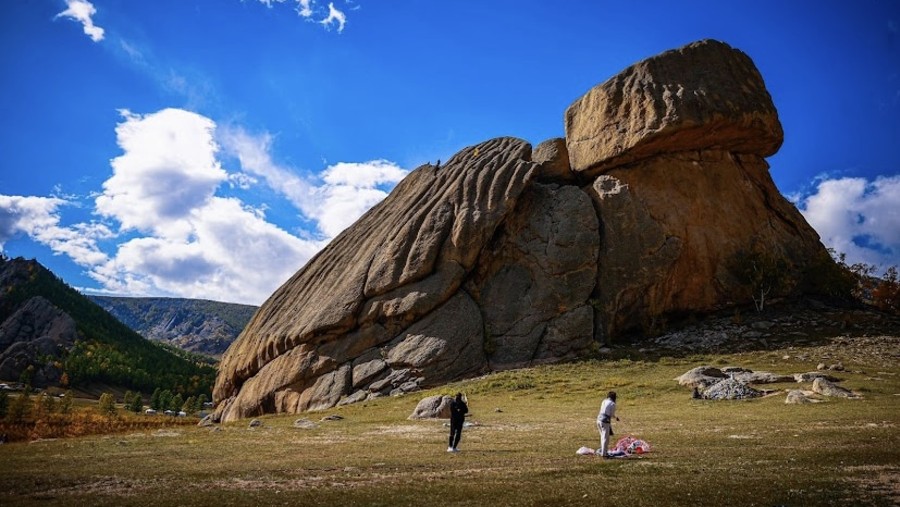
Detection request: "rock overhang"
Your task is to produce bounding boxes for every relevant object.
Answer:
[564,39,784,177]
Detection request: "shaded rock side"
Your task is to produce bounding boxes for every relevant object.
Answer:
[565,39,783,176]
[588,149,826,337]
[467,183,599,368]
[214,137,538,421]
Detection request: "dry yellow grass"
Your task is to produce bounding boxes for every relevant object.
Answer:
[1,337,898,506]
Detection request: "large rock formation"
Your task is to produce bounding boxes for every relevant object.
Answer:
[214,39,829,421]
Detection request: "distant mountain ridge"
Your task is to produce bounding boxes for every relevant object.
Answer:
[0,256,215,396]
[88,296,257,357]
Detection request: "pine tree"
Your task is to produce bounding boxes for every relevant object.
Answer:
[42,393,56,414]
[98,393,116,416]
[170,394,184,413]
[9,387,33,422]
[130,392,144,413]
[59,390,73,414]
[123,390,135,410]
[150,388,162,410]
[0,391,8,418]
[159,390,173,412]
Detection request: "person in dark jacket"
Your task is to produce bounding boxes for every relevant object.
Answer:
[448,392,468,452]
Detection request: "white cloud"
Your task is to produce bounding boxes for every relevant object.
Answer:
[313,161,407,237]
[55,0,105,42]
[248,0,349,30]
[4,108,404,305]
[0,195,110,266]
[320,2,347,33]
[92,197,321,304]
[221,128,407,238]
[797,175,900,270]
[219,128,316,215]
[296,0,313,17]
[95,109,226,239]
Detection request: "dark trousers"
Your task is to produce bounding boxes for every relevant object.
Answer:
[449,420,463,448]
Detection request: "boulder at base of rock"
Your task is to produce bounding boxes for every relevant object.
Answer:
[409,395,452,419]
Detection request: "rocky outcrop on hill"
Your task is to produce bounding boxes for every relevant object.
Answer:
[0,256,216,394]
[0,296,76,386]
[214,39,830,421]
[89,296,257,357]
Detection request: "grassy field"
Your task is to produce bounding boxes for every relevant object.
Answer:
[1,338,898,506]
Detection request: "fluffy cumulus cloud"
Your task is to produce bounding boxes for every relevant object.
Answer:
[55,0,105,42]
[252,0,347,31]
[96,109,226,237]
[313,161,407,236]
[220,128,407,238]
[0,108,406,305]
[796,175,900,270]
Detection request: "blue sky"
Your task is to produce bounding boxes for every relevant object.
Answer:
[1,0,898,305]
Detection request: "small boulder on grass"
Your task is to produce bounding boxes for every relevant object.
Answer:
[785,390,823,404]
[293,418,318,429]
[675,366,726,388]
[812,378,860,398]
[794,372,840,383]
[702,378,763,400]
[409,395,452,419]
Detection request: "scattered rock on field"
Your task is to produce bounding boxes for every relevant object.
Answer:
[409,395,452,419]
[785,390,823,404]
[812,378,859,398]
[293,418,318,429]
[702,378,763,400]
[794,372,840,383]
[675,366,726,388]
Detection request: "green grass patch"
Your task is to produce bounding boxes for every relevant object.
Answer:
[0,339,898,506]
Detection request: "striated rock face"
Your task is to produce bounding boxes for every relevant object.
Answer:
[214,138,542,421]
[214,39,830,420]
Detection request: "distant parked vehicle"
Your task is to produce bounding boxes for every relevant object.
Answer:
[177,411,187,417]
[145,409,157,415]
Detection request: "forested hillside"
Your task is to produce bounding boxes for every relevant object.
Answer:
[89,296,256,357]
[0,256,215,397]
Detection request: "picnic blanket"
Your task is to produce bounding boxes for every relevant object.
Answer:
[575,436,651,457]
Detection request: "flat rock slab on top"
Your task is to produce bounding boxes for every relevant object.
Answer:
[565,39,783,176]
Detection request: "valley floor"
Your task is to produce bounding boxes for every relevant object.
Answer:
[1,329,898,506]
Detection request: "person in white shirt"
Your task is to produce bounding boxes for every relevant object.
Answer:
[596,391,619,458]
